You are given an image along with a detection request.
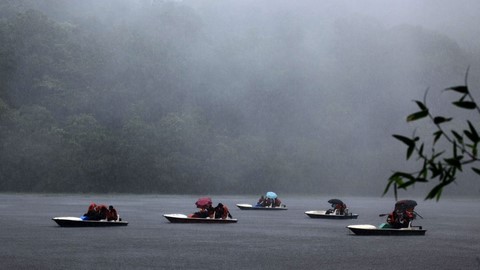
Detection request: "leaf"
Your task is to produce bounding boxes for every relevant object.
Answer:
[472,167,480,175]
[467,121,480,143]
[407,145,415,160]
[433,130,442,144]
[472,167,480,176]
[392,135,415,147]
[445,85,468,94]
[383,176,396,195]
[414,100,428,111]
[465,130,480,144]
[433,116,452,125]
[453,140,458,158]
[466,143,478,158]
[419,161,428,178]
[432,151,445,160]
[426,182,446,201]
[390,172,415,182]
[453,101,476,109]
[418,143,424,157]
[398,180,416,189]
[384,172,408,195]
[428,162,442,178]
[406,110,429,122]
[444,157,463,171]
[451,130,463,144]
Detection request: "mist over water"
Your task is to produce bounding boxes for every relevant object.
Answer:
[0,1,479,196]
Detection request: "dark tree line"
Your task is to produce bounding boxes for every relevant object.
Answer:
[0,1,475,195]
[0,2,315,194]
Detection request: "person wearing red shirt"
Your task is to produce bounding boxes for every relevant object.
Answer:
[106,205,118,221]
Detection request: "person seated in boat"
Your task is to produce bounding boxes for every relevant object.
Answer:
[189,206,211,218]
[403,208,415,225]
[335,203,347,215]
[264,197,273,207]
[82,203,101,220]
[214,203,233,219]
[256,195,266,207]
[326,204,336,214]
[106,205,119,221]
[189,210,208,218]
[86,203,97,214]
[97,204,109,220]
[386,211,401,228]
[387,208,415,228]
[326,203,346,215]
[207,204,216,218]
[273,198,282,207]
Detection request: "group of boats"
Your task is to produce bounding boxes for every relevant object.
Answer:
[52,194,426,236]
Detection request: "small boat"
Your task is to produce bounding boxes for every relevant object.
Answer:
[52,217,128,227]
[236,203,288,210]
[163,214,238,223]
[347,223,426,236]
[305,199,357,219]
[305,210,358,219]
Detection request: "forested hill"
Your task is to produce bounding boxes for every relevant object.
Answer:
[0,1,477,195]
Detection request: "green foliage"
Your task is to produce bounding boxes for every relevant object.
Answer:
[385,70,480,200]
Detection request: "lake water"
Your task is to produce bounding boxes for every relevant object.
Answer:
[0,194,479,270]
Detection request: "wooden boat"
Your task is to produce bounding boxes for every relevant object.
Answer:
[52,217,128,227]
[347,224,426,236]
[163,214,238,224]
[236,203,287,210]
[305,210,358,219]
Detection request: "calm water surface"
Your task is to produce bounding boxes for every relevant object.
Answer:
[0,194,479,270]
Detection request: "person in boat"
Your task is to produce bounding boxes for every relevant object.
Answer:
[257,194,282,208]
[189,210,208,218]
[264,197,273,207]
[214,203,233,219]
[273,198,282,207]
[326,202,347,215]
[189,205,213,218]
[87,203,97,214]
[335,203,347,215]
[83,203,101,220]
[256,195,266,207]
[387,207,415,228]
[106,205,119,221]
[261,197,281,207]
[207,204,216,218]
[97,205,109,220]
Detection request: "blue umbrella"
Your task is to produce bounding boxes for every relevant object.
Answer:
[266,192,277,199]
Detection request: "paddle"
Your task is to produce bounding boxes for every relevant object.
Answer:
[379,212,423,219]
[414,211,424,219]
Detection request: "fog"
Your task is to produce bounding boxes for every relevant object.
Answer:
[1,0,479,197]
